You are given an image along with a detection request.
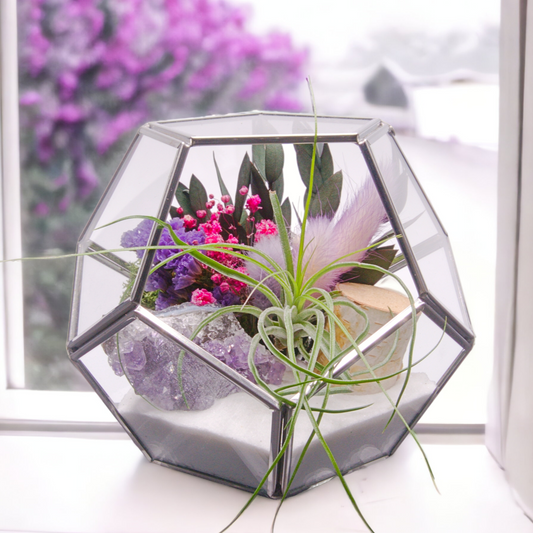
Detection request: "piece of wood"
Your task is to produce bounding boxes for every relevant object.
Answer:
[337,282,410,316]
[318,282,414,394]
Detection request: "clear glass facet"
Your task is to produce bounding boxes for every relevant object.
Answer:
[79,318,274,493]
[70,134,179,341]
[158,112,373,140]
[369,133,472,332]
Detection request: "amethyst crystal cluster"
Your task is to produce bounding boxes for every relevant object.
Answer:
[103,303,286,411]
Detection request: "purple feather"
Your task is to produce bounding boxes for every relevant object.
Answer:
[292,176,387,292]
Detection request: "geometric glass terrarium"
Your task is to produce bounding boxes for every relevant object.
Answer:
[67,112,474,498]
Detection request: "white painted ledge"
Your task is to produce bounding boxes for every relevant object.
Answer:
[0,434,531,533]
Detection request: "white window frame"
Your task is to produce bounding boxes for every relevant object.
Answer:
[0,0,117,429]
[0,0,24,391]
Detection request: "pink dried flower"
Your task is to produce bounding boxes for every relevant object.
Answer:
[196,210,207,219]
[211,273,222,284]
[200,219,222,235]
[225,205,235,214]
[246,195,262,213]
[255,219,278,241]
[176,207,184,216]
[191,288,217,306]
[183,215,197,229]
[206,233,224,244]
[219,282,230,293]
[217,203,224,211]
[239,186,249,196]
[206,200,215,209]
[221,195,231,203]
[209,194,214,199]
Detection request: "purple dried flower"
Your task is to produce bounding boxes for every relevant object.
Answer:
[154,218,205,270]
[120,219,155,258]
[145,267,171,292]
[154,288,189,311]
[212,285,241,307]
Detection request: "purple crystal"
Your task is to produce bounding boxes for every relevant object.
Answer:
[103,303,286,411]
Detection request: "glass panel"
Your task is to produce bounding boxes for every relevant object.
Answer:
[83,135,178,255]
[178,140,371,227]
[369,133,472,332]
[72,256,129,338]
[287,306,462,494]
[158,113,372,139]
[70,135,179,340]
[409,313,464,385]
[78,318,274,494]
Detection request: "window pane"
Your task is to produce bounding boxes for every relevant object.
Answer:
[15,0,498,428]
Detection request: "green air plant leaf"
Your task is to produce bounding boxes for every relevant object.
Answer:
[234,152,252,223]
[189,174,211,217]
[340,245,398,285]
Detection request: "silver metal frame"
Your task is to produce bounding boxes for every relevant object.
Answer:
[67,112,475,499]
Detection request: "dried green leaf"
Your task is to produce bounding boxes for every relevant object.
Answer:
[250,162,274,220]
[189,174,210,216]
[339,245,398,285]
[252,145,266,179]
[307,170,343,218]
[320,143,334,180]
[234,153,251,223]
[265,144,284,184]
[271,173,284,200]
[295,144,323,189]
[281,197,292,230]
[213,153,231,202]
[174,182,195,218]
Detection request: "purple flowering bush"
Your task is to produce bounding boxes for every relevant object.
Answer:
[18,0,307,211]
[17,0,307,390]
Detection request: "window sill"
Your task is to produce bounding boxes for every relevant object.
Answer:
[0,389,117,429]
[0,432,529,533]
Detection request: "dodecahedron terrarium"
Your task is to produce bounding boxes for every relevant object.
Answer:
[67,112,474,498]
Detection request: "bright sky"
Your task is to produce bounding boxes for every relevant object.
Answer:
[244,0,501,61]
